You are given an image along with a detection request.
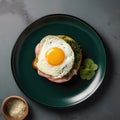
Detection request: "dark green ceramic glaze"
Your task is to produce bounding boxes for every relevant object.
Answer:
[11,14,106,107]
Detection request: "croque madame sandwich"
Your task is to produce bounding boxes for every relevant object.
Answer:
[32,35,82,83]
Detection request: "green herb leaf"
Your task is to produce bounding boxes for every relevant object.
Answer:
[80,58,98,80]
[80,68,95,80]
[83,58,98,70]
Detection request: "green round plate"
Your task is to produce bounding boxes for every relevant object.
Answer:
[11,14,106,107]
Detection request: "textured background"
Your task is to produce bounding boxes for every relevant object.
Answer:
[0,0,120,120]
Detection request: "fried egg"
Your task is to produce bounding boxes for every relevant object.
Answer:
[36,35,75,79]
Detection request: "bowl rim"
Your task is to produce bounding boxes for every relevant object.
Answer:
[1,95,29,120]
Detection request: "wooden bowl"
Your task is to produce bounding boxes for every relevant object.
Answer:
[1,96,29,120]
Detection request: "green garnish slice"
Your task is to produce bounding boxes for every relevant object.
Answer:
[83,58,98,70]
[80,58,98,80]
[80,68,95,80]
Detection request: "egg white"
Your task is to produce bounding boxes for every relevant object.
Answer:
[36,35,75,79]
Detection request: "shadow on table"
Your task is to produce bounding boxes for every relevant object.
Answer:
[25,105,33,120]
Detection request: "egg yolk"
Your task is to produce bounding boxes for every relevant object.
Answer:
[45,47,65,66]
